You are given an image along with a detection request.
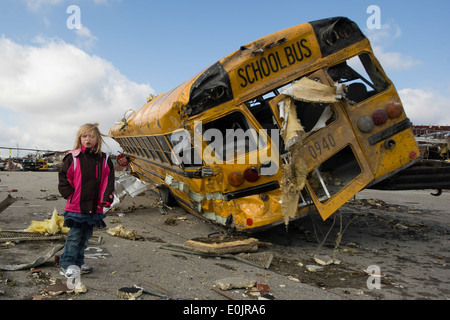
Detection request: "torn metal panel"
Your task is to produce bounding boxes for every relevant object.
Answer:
[279,96,308,226]
[0,194,16,214]
[309,17,365,57]
[105,173,149,212]
[280,77,337,104]
[0,244,64,271]
[186,62,234,117]
[165,174,225,208]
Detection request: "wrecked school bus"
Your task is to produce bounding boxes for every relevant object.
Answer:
[109,17,420,232]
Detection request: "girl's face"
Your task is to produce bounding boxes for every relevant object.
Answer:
[81,130,98,149]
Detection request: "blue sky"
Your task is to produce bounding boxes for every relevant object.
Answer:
[1,0,449,157]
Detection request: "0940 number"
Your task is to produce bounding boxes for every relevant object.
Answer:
[307,133,336,159]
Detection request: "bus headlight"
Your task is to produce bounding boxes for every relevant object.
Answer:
[228,172,244,187]
[243,166,260,182]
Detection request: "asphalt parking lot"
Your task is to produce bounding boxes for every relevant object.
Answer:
[1,171,449,305]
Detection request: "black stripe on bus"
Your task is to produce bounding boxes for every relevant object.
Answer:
[223,181,280,201]
[368,118,412,146]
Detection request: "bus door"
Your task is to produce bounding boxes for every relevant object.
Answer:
[269,70,375,220]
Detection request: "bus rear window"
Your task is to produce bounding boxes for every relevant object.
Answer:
[328,53,389,104]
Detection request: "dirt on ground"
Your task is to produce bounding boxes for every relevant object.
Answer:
[0,171,449,303]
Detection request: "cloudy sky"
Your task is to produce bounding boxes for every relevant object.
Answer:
[0,0,449,158]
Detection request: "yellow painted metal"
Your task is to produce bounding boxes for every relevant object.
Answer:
[109,19,419,231]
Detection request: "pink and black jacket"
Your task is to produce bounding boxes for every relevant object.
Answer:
[58,146,115,214]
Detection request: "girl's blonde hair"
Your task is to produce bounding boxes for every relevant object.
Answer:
[73,123,107,154]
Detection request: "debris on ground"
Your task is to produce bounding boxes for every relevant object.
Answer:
[24,208,69,235]
[105,173,149,213]
[0,244,64,271]
[161,241,274,269]
[117,286,143,299]
[106,224,143,241]
[183,236,259,254]
[164,216,187,226]
[133,283,170,299]
[0,194,16,214]
[213,278,275,300]
[215,277,256,290]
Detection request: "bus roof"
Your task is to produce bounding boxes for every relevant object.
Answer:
[110,17,366,138]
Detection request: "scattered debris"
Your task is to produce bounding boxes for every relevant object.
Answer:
[313,254,334,266]
[0,230,65,242]
[41,283,73,296]
[184,236,259,255]
[41,281,87,296]
[0,194,16,214]
[164,216,188,226]
[105,173,149,213]
[256,281,270,293]
[213,278,273,300]
[215,277,256,290]
[211,286,238,300]
[24,208,69,235]
[0,244,64,271]
[117,286,143,300]
[305,265,324,272]
[106,224,143,241]
[133,283,170,299]
[161,242,274,269]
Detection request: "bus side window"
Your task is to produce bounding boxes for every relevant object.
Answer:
[328,53,389,105]
[202,112,259,161]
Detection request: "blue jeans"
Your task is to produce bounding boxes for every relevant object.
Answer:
[59,226,93,269]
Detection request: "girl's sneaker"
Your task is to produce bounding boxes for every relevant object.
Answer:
[81,264,93,274]
[60,265,79,278]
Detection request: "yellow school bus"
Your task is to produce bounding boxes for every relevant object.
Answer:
[109,17,419,232]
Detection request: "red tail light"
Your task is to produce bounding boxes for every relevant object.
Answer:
[243,166,260,182]
[372,109,388,126]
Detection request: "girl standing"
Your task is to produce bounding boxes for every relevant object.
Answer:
[58,123,115,277]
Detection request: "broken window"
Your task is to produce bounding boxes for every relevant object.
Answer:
[147,136,168,164]
[200,112,260,161]
[307,145,361,201]
[328,53,389,104]
[129,137,146,158]
[140,137,157,160]
[168,132,203,168]
[155,136,174,165]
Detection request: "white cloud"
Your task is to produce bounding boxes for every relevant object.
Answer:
[366,22,420,71]
[21,0,63,11]
[75,24,98,49]
[399,88,450,126]
[0,36,154,157]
